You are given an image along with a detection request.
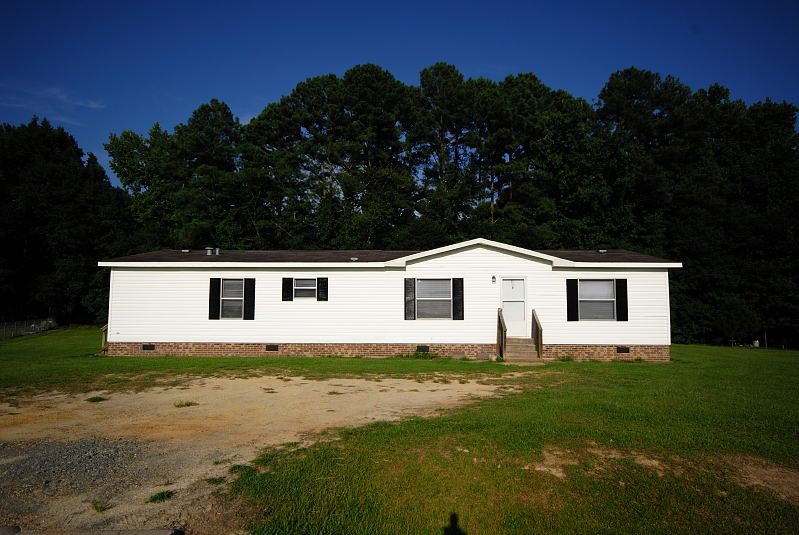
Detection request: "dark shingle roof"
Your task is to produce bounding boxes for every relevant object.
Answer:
[536,250,676,263]
[103,249,420,263]
[103,247,675,264]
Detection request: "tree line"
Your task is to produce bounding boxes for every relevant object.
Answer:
[2,64,797,347]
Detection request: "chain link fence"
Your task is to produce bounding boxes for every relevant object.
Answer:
[0,318,58,339]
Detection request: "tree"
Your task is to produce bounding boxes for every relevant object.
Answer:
[0,118,137,322]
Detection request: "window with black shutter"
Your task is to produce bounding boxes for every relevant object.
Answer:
[282,277,328,301]
[210,278,255,320]
[405,278,463,320]
[567,278,628,321]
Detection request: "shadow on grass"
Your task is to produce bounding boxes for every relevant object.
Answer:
[444,512,467,535]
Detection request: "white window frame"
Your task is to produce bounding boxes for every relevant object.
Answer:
[578,279,616,321]
[293,278,317,299]
[415,278,453,320]
[220,278,244,319]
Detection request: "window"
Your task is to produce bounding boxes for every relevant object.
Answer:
[294,278,317,298]
[209,278,255,320]
[578,280,615,320]
[220,279,244,318]
[282,277,328,301]
[416,279,452,319]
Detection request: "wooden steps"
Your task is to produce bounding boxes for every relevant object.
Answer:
[504,337,542,361]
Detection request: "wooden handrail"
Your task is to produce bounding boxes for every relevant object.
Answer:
[100,323,108,352]
[531,309,543,358]
[496,308,507,361]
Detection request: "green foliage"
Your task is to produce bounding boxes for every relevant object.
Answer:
[105,64,798,346]
[0,118,138,323]
[85,396,107,402]
[4,63,797,346]
[173,400,199,407]
[90,500,113,512]
[145,490,173,503]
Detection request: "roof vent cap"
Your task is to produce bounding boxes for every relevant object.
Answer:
[350,257,359,262]
[598,249,608,254]
[205,247,214,256]
[181,249,190,253]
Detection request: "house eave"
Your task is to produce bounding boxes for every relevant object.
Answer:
[98,261,392,269]
[565,262,683,269]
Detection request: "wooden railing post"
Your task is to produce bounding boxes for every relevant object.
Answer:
[531,309,543,358]
[496,308,507,361]
[100,324,108,353]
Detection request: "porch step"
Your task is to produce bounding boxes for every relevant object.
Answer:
[503,337,541,360]
[502,358,546,366]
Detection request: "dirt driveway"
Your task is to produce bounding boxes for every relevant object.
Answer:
[0,374,508,532]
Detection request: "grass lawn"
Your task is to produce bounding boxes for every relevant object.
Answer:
[2,328,797,533]
[228,345,799,534]
[0,327,508,397]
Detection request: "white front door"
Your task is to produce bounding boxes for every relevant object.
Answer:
[501,278,526,337]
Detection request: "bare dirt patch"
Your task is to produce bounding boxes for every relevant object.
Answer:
[727,455,799,506]
[0,375,505,533]
[524,445,676,480]
[525,448,580,479]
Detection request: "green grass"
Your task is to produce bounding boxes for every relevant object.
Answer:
[145,490,173,503]
[173,400,199,407]
[90,499,113,512]
[3,327,797,533]
[227,344,799,534]
[84,396,107,402]
[0,327,508,398]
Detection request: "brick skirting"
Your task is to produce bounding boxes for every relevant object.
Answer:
[540,344,670,362]
[105,341,497,359]
[105,341,669,361]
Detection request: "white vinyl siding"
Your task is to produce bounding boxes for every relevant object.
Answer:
[106,244,673,346]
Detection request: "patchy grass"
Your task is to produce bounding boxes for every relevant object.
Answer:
[173,400,199,408]
[229,345,799,534]
[205,477,226,485]
[84,396,107,402]
[145,490,174,503]
[0,327,509,398]
[90,500,113,512]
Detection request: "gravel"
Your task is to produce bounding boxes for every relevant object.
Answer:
[0,437,154,524]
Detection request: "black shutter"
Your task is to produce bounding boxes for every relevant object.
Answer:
[244,278,256,320]
[452,278,464,320]
[208,278,221,320]
[317,277,328,301]
[404,278,416,320]
[566,279,578,321]
[616,279,628,321]
[282,278,293,301]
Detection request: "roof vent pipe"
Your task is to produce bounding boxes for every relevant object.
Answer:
[205,247,214,256]
[598,249,607,254]
[214,248,220,255]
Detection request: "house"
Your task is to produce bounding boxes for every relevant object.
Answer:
[98,238,681,361]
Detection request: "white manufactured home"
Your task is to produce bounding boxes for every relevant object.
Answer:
[99,238,681,361]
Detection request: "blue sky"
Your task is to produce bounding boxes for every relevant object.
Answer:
[2,0,797,185]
